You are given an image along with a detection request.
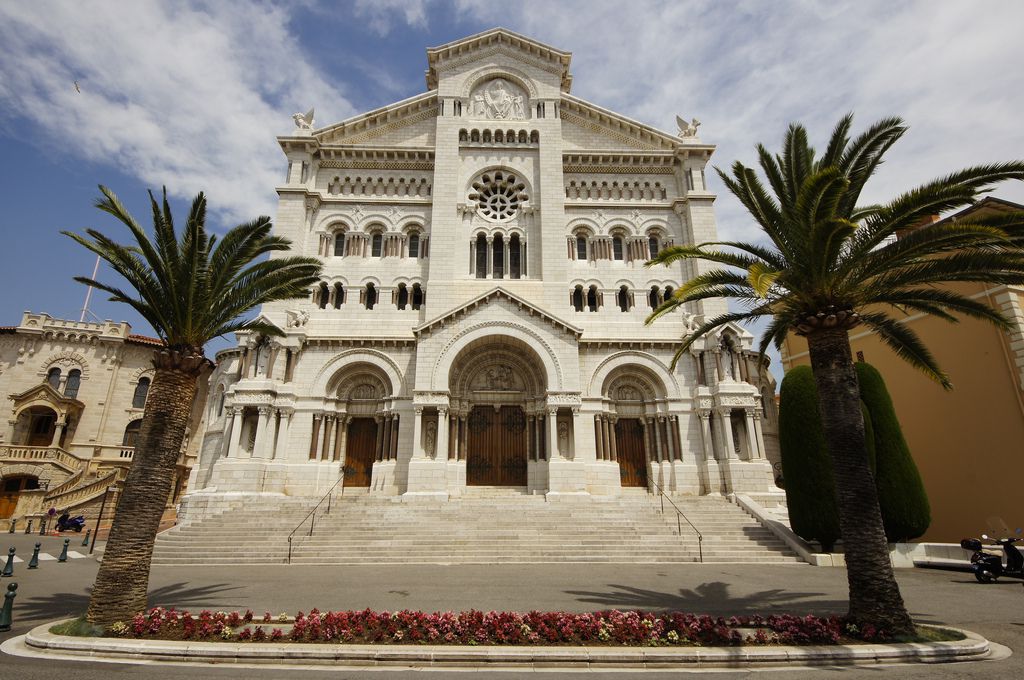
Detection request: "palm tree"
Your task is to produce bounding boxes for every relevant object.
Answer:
[64,186,322,626]
[647,115,1024,635]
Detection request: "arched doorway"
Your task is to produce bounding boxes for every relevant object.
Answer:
[599,367,670,489]
[448,337,547,487]
[0,475,39,519]
[15,406,59,447]
[324,364,396,488]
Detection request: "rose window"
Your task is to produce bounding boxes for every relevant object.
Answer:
[470,171,527,222]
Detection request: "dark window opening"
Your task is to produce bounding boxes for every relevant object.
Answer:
[493,235,504,279]
[575,236,587,260]
[397,283,409,310]
[572,286,584,312]
[475,234,487,278]
[132,377,151,409]
[412,284,424,310]
[617,286,630,312]
[408,233,420,258]
[334,233,346,256]
[612,236,624,261]
[510,234,521,279]
[64,369,81,398]
[371,233,383,257]
[587,285,599,312]
[365,283,377,310]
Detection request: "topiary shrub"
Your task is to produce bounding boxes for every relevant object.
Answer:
[855,362,930,541]
[778,365,841,552]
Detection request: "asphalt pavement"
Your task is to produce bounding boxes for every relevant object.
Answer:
[0,531,1021,678]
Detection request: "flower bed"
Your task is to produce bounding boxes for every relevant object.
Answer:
[102,607,921,646]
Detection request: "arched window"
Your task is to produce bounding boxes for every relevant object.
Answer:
[408,233,420,258]
[216,388,225,418]
[318,282,329,309]
[47,367,61,390]
[133,377,151,409]
[334,232,346,256]
[333,283,344,309]
[649,286,660,309]
[475,234,487,278]
[371,233,383,257]
[365,283,377,310]
[576,235,587,260]
[612,236,624,261]
[509,234,521,279]
[648,235,660,259]
[572,285,584,312]
[664,286,674,302]
[412,283,424,310]
[396,283,409,310]
[587,285,599,312]
[617,286,630,312]
[64,369,81,398]
[122,420,142,447]
[492,234,505,279]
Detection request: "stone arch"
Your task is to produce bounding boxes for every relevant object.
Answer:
[461,65,539,100]
[39,351,89,380]
[311,349,406,399]
[0,464,41,481]
[466,165,535,200]
[588,351,680,399]
[606,221,635,238]
[448,336,548,400]
[431,322,562,392]
[566,218,599,237]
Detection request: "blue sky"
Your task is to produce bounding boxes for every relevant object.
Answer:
[1,0,1023,372]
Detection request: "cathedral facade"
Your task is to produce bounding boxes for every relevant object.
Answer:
[186,29,779,515]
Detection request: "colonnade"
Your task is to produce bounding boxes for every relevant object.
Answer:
[592,414,683,463]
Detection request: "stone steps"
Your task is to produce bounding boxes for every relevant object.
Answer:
[153,496,799,566]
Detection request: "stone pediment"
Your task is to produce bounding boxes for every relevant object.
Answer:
[310,92,438,147]
[560,95,708,153]
[426,28,573,92]
[413,288,582,340]
[9,383,85,416]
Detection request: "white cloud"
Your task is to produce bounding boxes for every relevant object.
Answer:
[351,0,430,36]
[0,0,355,224]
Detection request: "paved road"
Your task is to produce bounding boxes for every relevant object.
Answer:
[1,532,1020,677]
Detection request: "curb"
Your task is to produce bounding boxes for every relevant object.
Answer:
[18,620,994,669]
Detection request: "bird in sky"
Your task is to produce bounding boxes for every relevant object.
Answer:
[74,80,81,93]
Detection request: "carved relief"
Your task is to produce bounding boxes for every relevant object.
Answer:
[471,78,527,120]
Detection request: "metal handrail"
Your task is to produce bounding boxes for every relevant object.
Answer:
[650,477,703,563]
[286,472,345,564]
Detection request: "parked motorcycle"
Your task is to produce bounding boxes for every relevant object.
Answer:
[56,513,86,533]
[961,528,1024,583]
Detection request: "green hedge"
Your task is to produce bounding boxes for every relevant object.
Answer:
[778,365,841,552]
[855,362,931,541]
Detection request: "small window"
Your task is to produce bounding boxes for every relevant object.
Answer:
[648,236,660,259]
[587,285,599,312]
[475,234,487,278]
[612,236,623,261]
[412,284,424,310]
[664,286,674,301]
[371,233,383,257]
[132,377,151,409]
[64,369,81,398]
[509,234,521,279]
[333,283,344,309]
[318,282,329,309]
[649,286,660,309]
[365,283,377,310]
[408,233,420,258]
[572,286,584,312]
[576,236,587,260]
[217,389,225,417]
[397,283,408,310]
[47,368,61,390]
[334,233,346,256]
[617,286,630,312]
[493,235,504,279]
[122,420,142,447]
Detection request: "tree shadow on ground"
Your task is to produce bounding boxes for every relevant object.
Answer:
[17,582,243,623]
[565,581,937,622]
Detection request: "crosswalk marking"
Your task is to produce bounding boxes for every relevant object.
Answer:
[66,550,87,559]
[4,550,90,564]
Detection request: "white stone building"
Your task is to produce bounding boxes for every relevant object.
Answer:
[187,29,779,512]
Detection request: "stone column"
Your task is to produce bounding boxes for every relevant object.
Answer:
[594,415,605,461]
[275,410,292,460]
[333,415,347,461]
[265,346,279,379]
[437,408,449,461]
[670,416,683,462]
[253,406,273,459]
[318,414,334,462]
[49,417,66,448]
[608,417,618,462]
[412,407,424,458]
[226,408,244,458]
[381,416,393,461]
[485,237,493,278]
[698,411,714,461]
[458,415,467,460]
[450,413,459,460]
[713,349,723,383]
[752,410,766,459]
[547,408,559,460]
[640,419,651,461]
[652,417,664,463]
[469,239,476,276]
[504,240,511,278]
[389,414,400,460]
[719,408,736,459]
[308,413,322,460]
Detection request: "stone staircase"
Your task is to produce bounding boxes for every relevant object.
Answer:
[152,492,803,566]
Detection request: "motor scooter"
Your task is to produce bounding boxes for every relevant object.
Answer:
[56,513,86,533]
[961,527,1024,583]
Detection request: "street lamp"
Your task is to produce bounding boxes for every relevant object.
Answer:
[89,485,117,555]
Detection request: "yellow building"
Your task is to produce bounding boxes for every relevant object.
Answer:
[781,198,1024,543]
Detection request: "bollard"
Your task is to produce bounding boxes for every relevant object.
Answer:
[23,519,32,535]
[28,543,40,570]
[1,548,13,577]
[82,529,91,547]
[0,582,17,632]
[8,519,14,533]
[38,519,46,536]
[58,538,70,563]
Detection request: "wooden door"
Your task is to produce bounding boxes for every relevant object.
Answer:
[27,412,56,447]
[615,418,648,487]
[466,405,527,486]
[343,418,377,487]
[0,477,38,519]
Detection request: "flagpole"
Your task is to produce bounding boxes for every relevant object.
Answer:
[79,254,101,322]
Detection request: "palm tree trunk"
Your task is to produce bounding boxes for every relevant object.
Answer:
[805,328,915,636]
[86,350,204,626]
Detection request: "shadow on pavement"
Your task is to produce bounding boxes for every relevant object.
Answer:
[565,580,847,614]
[17,582,243,623]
